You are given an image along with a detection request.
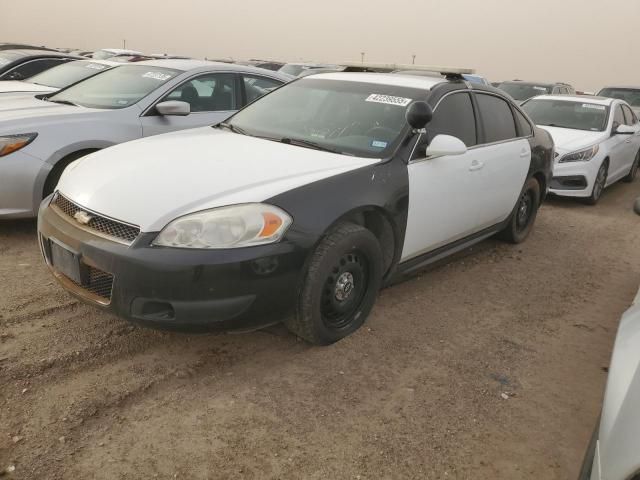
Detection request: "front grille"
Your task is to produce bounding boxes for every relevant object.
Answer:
[65,265,114,302]
[52,193,140,244]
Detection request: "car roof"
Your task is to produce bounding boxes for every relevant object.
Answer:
[129,59,292,79]
[531,94,615,105]
[501,80,555,87]
[0,49,78,58]
[304,72,446,90]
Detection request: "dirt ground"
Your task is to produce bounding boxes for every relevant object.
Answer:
[1,182,640,480]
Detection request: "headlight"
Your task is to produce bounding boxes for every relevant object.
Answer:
[559,144,599,163]
[153,203,292,249]
[0,133,37,157]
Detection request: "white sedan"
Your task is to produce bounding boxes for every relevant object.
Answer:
[522,95,640,204]
[0,59,289,218]
[0,59,118,98]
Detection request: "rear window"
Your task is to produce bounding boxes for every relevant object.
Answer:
[499,82,552,101]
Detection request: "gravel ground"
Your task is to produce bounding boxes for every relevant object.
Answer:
[1,181,639,480]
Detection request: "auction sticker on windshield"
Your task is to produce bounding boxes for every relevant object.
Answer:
[366,94,412,107]
[582,104,606,110]
[86,63,107,70]
[142,71,173,81]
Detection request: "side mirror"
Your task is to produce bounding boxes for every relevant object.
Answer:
[426,134,468,157]
[406,101,433,130]
[156,100,190,116]
[614,124,635,135]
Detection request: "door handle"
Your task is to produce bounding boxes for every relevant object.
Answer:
[469,160,484,171]
[520,149,530,158]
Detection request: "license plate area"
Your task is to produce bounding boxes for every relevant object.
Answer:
[49,240,88,285]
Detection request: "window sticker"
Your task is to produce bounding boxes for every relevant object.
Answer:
[116,99,129,105]
[533,86,547,91]
[371,140,388,148]
[142,71,173,81]
[86,63,107,70]
[365,94,412,107]
[582,104,606,110]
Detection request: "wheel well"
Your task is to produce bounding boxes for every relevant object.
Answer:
[340,208,396,274]
[43,149,100,198]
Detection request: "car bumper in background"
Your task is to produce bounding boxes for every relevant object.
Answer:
[0,150,49,218]
[37,196,308,331]
[548,157,602,198]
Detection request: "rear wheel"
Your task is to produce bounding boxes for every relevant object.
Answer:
[497,177,541,244]
[286,222,383,345]
[584,161,608,205]
[623,150,640,183]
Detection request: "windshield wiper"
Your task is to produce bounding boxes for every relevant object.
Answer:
[217,122,248,136]
[46,98,78,107]
[279,137,347,155]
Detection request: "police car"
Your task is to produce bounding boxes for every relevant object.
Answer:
[38,65,554,345]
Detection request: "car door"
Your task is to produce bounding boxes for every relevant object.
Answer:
[621,104,640,168]
[140,72,241,137]
[401,91,528,261]
[608,104,631,181]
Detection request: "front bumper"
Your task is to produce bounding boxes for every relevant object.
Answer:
[548,157,602,198]
[37,197,308,331]
[0,149,49,218]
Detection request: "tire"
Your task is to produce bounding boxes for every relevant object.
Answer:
[623,150,640,183]
[497,177,541,244]
[584,161,608,205]
[286,222,384,345]
[42,151,95,199]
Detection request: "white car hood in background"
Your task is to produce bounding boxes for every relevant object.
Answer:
[58,128,380,232]
[0,80,56,95]
[538,126,606,156]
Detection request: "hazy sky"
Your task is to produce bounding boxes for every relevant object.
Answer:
[5,0,638,91]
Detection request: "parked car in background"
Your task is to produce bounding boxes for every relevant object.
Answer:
[0,59,118,98]
[92,48,143,60]
[462,73,491,85]
[37,70,552,345]
[0,49,80,81]
[522,95,640,204]
[499,80,575,104]
[278,62,340,77]
[0,43,57,51]
[0,59,289,218]
[578,278,640,480]
[235,59,285,71]
[597,86,640,117]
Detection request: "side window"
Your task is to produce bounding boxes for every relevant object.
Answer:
[613,105,625,129]
[1,58,68,80]
[163,73,237,113]
[424,92,477,147]
[622,105,636,125]
[514,108,533,137]
[242,75,282,105]
[475,93,518,143]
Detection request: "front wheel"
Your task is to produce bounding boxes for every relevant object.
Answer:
[584,161,608,205]
[497,177,541,244]
[623,150,640,183]
[286,223,384,345]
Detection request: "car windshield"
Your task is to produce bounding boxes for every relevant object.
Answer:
[92,50,115,60]
[523,99,609,131]
[48,65,180,109]
[597,88,640,107]
[28,61,113,88]
[0,51,20,67]
[226,78,425,158]
[499,82,552,101]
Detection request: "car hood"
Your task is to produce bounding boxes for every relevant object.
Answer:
[537,125,606,157]
[0,81,56,94]
[0,100,110,134]
[597,286,640,479]
[57,127,380,232]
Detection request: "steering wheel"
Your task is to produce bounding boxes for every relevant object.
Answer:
[365,126,396,138]
[327,121,363,139]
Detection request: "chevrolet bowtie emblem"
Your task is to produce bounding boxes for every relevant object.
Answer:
[73,210,93,225]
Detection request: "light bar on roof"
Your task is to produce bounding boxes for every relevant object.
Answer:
[335,62,475,75]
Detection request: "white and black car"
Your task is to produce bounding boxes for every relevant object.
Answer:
[38,71,553,345]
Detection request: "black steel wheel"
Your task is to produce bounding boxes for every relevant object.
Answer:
[287,222,383,345]
[497,177,541,244]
